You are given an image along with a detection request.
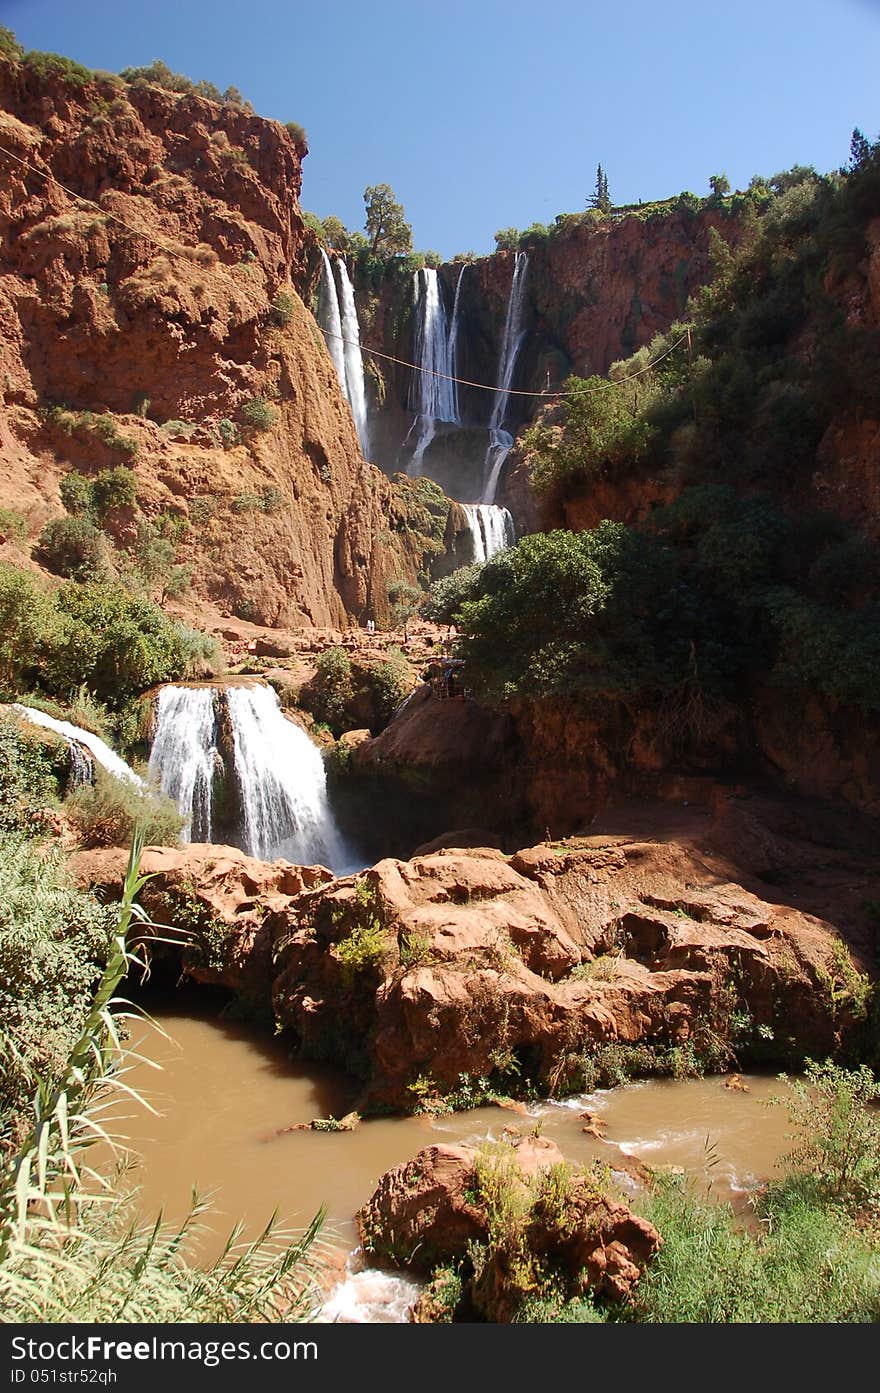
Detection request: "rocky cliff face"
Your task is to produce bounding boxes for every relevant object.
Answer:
[0,57,425,626]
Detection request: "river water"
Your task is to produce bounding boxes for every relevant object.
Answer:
[119,997,795,1280]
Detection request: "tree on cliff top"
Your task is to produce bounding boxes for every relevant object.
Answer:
[589,164,611,214]
[363,184,413,257]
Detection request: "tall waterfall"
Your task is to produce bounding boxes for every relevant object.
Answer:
[335,259,370,457]
[406,265,465,476]
[148,686,218,842]
[227,685,349,869]
[11,703,142,786]
[317,249,347,395]
[460,504,516,563]
[482,251,529,503]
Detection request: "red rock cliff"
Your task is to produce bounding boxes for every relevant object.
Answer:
[0,57,425,626]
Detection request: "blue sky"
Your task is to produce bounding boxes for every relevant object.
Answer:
[2,0,878,258]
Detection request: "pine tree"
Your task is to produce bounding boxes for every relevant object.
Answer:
[589,164,611,214]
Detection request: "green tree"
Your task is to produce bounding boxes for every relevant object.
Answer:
[589,164,611,214]
[494,228,520,250]
[709,173,731,198]
[321,215,348,249]
[363,184,412,257]
[387,579,423,641]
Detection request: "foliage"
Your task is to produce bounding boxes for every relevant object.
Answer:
[494,228,520,251]
[269,290,296,326]
[589,163,611,213]
[387,579,424,638]
[423,563,486,626]
[772,1059,880,1206]
[60,466,138,522]
[299,647,354,733]
[34,516,113,582]
[0,836,115,1146]
[120,59,254,111]
[65,769,184,850]
[241,396,279,431]
[0,506,26,542]
[23,51,92,86]
[0,717,64,835]
[0,565,55,695]
[363,183,413,257]
[43,583,209,708]
[44,407,137,458]
[284,121,306,146]
[0,835,325,1321]
[0,27,23,61]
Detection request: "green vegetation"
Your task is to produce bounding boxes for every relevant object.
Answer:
[0,834,325,1320]
[0,507,26,542]
[241,396,279,431]
[0,716,66,836]
[22,51,92,87]
[284,121,306,146]
[65,769,184,849]
[43,407,138,458]
[119,58,254,110]
[269,290,296,326]
[35,515,113,581]
[299,646,411,737]
[589,162,611,214]
[0,26,23,61]
[363,183,413,257]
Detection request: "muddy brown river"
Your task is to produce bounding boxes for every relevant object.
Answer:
[118,994,797,1275]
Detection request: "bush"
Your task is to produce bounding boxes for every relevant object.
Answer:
[91,465,138,517]
[23,51,92,86]
[284,121,306,146]
[0,564,56,695]
[34,516,113,582]
[0,26,23,61]
[299,647,355,734]
[65,768,183,849]
[42,583,208,707]
[270,291,295,326]
[241,396,279,431]
[0,507,26,542]
[0,716,64,834]
[0,836,115,1139]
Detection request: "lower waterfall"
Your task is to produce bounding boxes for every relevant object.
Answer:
[461,503,516,563]
[149,683,352,872]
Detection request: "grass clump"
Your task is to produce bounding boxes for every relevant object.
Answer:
[241,396,278,431]
[64,769,184,850]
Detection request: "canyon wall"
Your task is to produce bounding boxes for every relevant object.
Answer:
[0,56,427,627]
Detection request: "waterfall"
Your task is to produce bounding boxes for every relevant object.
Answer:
[406,266,464,476]
[148,684,351,871]
[335,258,370,457]
[148,686,218,843]
[461,503,516,563]
[11,703,143,787]
[482,251,529,504]
[226,685,349,870]
[317,249,347,395]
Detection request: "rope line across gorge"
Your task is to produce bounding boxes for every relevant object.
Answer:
[0,138,691,403]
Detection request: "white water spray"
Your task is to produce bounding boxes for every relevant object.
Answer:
[460,503,516,563]
[226,685,350,870]
[406,266,464,475]
[317,249,347,395]
[482,251,529,504]
[335,258,370,457]
[148,686,218,842]
[11,703,143,786]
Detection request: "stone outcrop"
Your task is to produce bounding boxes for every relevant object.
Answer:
[357,1136,661,1320]
[74,803,875,1113]
[0,56,428,627]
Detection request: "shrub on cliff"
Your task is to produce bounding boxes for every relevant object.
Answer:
[241,396,279,431]
[299,647,355,734]
[34,516,114,583]
[23,51,92,86]
[0,565,56,696]
[0,717,65,835]
[0,27,23,61]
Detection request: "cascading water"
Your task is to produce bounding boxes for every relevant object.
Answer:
[11,703,143,786]
[335,258,370,458]
[460,503,516,563]
[482,251,529,504]
[227,685,350,870]
[317,249,347,395]
[148,684,352,872]
[148,686,218,843]
[406,265,465,476]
